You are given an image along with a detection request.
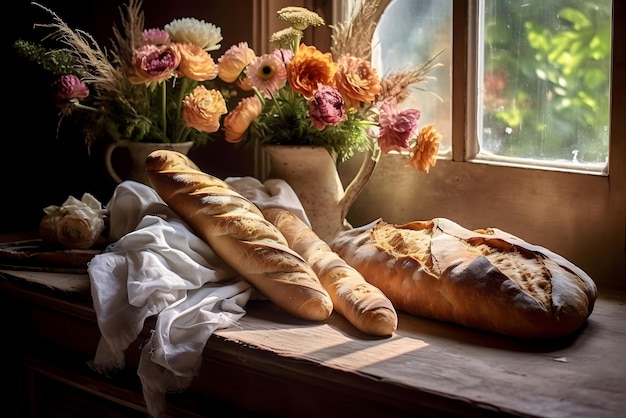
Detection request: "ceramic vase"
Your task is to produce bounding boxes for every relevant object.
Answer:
[264,145,377,243]
[104,140,194,185]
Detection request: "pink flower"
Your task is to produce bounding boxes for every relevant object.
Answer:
[272,48,293,65]
[308,85,346,130]
[128,44,181,86]
[246,53,287,98]
[217,42,256,83]
[142,28,170,46]
[377,100,421,153]
[52,75,89,108]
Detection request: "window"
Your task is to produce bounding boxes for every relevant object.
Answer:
[332,0,624,287]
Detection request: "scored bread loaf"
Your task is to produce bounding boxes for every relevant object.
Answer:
[262,207,398,337]
[145,150,333,321]
[330,218,598,339]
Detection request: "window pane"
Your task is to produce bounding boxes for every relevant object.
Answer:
[372,0,453,156]
[479,0,611,173]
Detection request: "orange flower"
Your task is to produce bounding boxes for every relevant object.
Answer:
[176,42,218,81]
[287,44,336,98]
[408,124,441,173]
[182,85,227,133]
[218,42,256,83]
[223,96,263,143]
[334,56,381,109]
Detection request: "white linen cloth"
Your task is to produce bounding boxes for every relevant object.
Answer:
[88,177,307,418]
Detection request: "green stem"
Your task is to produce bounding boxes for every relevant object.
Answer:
[160,81,169,143]
[174,78,190,143]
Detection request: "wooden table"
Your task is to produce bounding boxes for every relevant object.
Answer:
[1,267,624,418]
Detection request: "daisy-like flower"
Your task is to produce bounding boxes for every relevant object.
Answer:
[246,53,288,98]
[128,44,181,87]
[276,6,325,31]
[287,44,336,99]
[378,100,421,153]
[408,124,441,173]
[218,42,256,83]
[334,55,381,109]
[308,85,346,130]
[165,17,222,51]
[182,85,227,133]
[223,96,263,143]
[177,42,219,81]
[142,28,170,46]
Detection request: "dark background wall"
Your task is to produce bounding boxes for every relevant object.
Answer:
[2,0,257,233]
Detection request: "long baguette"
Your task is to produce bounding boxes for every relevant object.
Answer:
[145,150,333,321]
[330,218,597,339]
[262,207,397,337]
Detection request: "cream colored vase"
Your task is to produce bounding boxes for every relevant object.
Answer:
[264,145,377,243]
[105,140,194,184]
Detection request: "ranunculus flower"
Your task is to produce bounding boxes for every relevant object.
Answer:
[218,42,256,83]
[165,17,222,51]
[308,85,346,130]
[378,100,421,153]
[287,44,336,99]
[182,85,227,133]
[223,96,263,143]
[246,53,288,98]
[334,55,381,109]
[177,42,218,81]
[142,28,170,46]
[408,123,441,173]
[128,44,181,86]
[52,75,89,108]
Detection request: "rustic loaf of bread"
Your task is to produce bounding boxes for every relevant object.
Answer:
[262,207,398,337]
[330,218,597,339]
[145,150,333,321]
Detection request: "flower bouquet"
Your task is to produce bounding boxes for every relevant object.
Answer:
[222,1,444,170]
[14,0,242,148]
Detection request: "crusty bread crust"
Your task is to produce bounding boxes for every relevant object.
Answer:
[330,218,597,339]
[263,207,397,337]
[145,150,333,321]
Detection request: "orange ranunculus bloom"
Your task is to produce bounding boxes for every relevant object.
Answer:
[223,96,263,143]
[218,42,256,83]
[334,56,381,109]
[182,85,227,133]
[287,44,336,99]
[177,42,219,81]
[408,124,441,173]
[128,44,181,86]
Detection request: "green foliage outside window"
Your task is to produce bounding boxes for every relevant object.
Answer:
[481,0,611,164]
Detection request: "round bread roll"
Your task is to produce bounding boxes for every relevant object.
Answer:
[145,150,333,322]
[330,218,597,339]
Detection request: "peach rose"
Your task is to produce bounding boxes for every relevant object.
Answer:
[177,42,218,81]
[218,42,256,83]
[223,96,263,143]
[408,124,441,173]
[334,56,381,109]
[182,85,227,133]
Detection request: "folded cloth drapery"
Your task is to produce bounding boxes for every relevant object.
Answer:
[88,177,307,418]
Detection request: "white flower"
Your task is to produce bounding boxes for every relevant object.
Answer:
[165,17,223,51]
[40,193,107,249]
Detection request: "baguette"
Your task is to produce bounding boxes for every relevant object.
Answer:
[145,150,333,321]
[330,218,597,339]
[262,207,397,337]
